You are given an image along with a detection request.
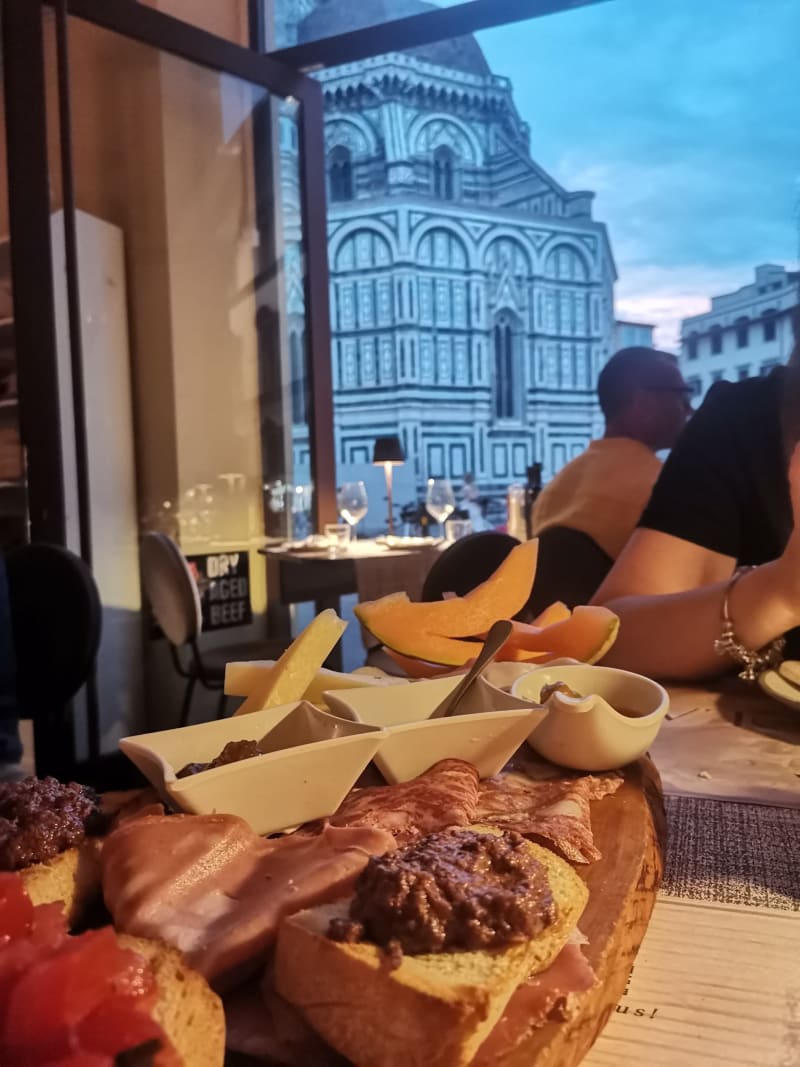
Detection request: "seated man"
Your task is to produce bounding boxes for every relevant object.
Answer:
[531,346,693,559]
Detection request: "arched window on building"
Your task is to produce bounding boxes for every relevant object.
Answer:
[493,310,520,419]
[290,330,307,424]
[432,146,456,200]
[710,325,723,355]
[329,146,353,202]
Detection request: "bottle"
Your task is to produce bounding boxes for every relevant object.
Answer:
[524,464,542,540]
[506,484,526,541]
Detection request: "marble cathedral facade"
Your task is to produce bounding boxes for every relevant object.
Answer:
[285,4,617,504]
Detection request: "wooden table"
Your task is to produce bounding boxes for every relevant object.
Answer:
[261,540,441,670]
[585,678,799,1066]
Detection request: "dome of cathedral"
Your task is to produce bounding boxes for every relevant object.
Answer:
[298,0,492,77]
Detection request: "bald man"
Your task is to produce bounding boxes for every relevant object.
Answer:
[531,346,693,559]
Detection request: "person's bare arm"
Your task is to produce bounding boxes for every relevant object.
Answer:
[590,448,800,681]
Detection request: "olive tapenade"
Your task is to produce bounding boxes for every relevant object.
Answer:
[0,777,103,870]
[176,739,262,779]
[328,828,556,964]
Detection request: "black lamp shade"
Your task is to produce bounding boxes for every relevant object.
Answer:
[372,435,405,465]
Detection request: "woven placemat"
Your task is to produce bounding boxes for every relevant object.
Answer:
[661,796,799,912]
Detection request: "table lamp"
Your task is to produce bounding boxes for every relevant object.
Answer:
[372,435,405,535]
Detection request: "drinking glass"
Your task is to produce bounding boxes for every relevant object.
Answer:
[324,522,352,555]
[425,478,456,536]
[445,518,473,542]
[337,481,368,539]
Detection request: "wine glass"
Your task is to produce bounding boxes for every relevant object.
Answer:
[425,478,456,537]
[337,481,368,539]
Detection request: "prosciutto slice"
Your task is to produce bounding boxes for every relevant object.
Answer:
[224,979,347,1067]
[317,759,480,846]
[473,942,596,1063]
[101,812,394,988]
[475,769,622,863]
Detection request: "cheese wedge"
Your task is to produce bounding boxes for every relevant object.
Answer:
[224,660,274,697]
[225,661,401,717]
[232,610,348,716]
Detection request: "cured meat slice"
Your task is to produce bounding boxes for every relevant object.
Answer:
[475,770,621,863]
[101,813,394,988]
[320,759,481,846]
[224,974,347,1067]
[473,942,596,1064]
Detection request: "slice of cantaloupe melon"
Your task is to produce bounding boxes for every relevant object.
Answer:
[382,648,467,678]
[355,539,539,643]
[530,601,571,628]
[500,606,619,665]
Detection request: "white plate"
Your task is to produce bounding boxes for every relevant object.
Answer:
[120,701,386,835]
[324,675,540,783]
[758,668,800,711]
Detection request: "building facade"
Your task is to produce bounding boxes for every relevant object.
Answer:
[284,1,617,517]
[614,320,655,350]
[679,264,799,402]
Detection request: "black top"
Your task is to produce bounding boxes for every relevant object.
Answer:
[640,368,792,565]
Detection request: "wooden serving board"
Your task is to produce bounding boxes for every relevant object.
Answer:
[225,758,664,1067]
[504,756,665,1067]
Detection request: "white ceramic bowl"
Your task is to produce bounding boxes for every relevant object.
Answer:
[119,701,386,835]
[510,664,669,771]
[324,676,539,783]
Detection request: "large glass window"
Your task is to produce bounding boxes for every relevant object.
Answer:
[39,12,318,747]
[262,0,799,521]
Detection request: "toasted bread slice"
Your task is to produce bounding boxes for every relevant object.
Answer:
[118,935,226,1067]
[274,841,588,1067]
[19,839,102,926]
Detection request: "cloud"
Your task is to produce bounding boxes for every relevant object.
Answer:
[476,0,800,343]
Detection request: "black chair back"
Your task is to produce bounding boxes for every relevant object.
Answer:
[524,526,613,618]
[6,543,102,777]
[421,531,522,606]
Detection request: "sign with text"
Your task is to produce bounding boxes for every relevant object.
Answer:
[186,551,252,631]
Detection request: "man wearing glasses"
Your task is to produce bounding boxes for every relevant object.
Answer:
[531,346,693,562]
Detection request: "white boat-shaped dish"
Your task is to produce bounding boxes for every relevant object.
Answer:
[120,701,386,835]
[324,675,539,783]
[511,664,669,771]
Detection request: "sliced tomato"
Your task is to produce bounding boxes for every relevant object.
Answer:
[0,872,34,942]
[77,994,164,1056]
[3,928,139,1057]
[29,901,69,953]
[44,1056,113,1067]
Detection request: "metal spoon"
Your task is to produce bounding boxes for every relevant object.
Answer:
[428,619,514,720]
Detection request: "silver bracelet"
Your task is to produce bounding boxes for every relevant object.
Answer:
[713,566,785,682]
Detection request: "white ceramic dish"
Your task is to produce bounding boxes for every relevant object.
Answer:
[758,668,800,712]
[511,664,669,771]
[324,675,539,783]
[119,701,386,835]
[481,658,581,692]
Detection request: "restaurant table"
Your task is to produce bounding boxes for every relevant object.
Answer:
[585,677,799,1066]
[260,539,443,669]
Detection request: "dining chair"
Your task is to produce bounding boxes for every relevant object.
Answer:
[524,526,613,617]
[140,532,287,726]
[421,531,523,606]
[5,542,102,780]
